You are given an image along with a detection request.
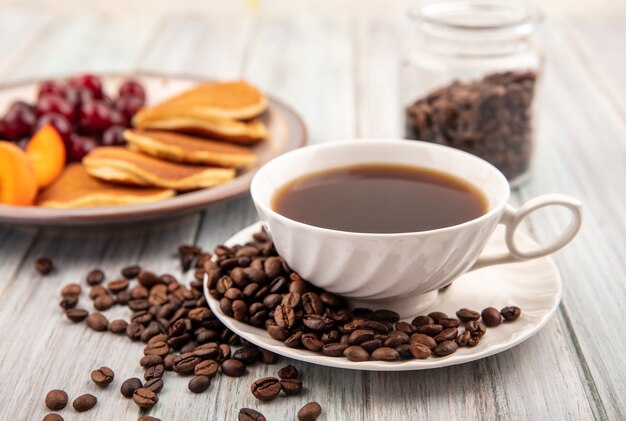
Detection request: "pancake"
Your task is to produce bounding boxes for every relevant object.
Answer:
[124,129,256,168]
[36,163,174,208]
[83,147,235,191]
[135,80,267,121]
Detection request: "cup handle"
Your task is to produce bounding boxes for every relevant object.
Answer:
[470,194,583,271]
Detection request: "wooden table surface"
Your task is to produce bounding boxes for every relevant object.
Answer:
[0,1,624,420]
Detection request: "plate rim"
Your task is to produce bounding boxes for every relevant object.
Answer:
[205,221,562,371]
[0,71,307,226]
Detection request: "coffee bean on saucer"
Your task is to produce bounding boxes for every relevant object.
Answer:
[108,319,128,334]
[433,340,458,357]
[35,257,54,275]
[465,321,487,338]
[239,408,266,421]
[251,377,281,401]
[416,324,443,336]
[86,269,105,285]
[280,378,302,395]
[409,333,436,350]
[434,327,458,343]
[344,346,369,362]
[439,318,460,328]
[456,331,471,347]
[409,342,432,359]
[411,315,434,327]
[322,342,348,357]
[121,378,142,398]
[277,364,299,379]
[481,307,502,327]
[371,347,399,361]
[61,283,81,297]
[501,306,521,321]
[91,366,114,386]
[298,402,322,421]
[188,375,211,393]
[373,309,400,323]
[59,296,78,310]
[86,312,108,331]
[456,308,480,322]
[133,388,158,409]
[144,378,164,393]
[121,265,141,279]
[45,389,68,410]
[73,394,97,412]
[427,311,448,322]
[221,359,245,377]
[43,414,63,421]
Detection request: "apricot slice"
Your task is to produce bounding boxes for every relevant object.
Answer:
[0,141,38,206]
[26,124,66,188]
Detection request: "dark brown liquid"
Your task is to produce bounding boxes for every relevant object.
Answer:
[272,164,488,233]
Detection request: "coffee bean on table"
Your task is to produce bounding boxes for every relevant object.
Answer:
[89,285,108,299]
[258,348,279,365]
[86,269,105,285]
[94,294,115,311]
[277,364,299,379]
[501,306,521,321]
[188,375,211,393]
[144,378,164,393]
[121,378,142,398]
[86,312,109,331]
[91,366,114,387]
[140,355,163,368]
[61,283,81,297]
[65,308,88,322]
[195,360,219,377]
[280,378,303,395]
[108,319,128,334]
[73,394,97,412]
[108,279,129,293]
[251,377,281,401]
[456,308,480,322]
[221,359,246,377]
[239,408,266,421]
[233,347,260,364]
[121,265,141,279]
[35,257,54,275]
[43,414,63,421]
[59,296,78,310]
[433,340,459,357]
[344,346,369,362]
[371,347,399,361]
[298,402,322,421]
[133,388,158,409]
[481,307,502,327]
[144,364,165,381]
[138,416,161,421]
[44,389,68,410]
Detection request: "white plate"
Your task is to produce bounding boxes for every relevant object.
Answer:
[205,222,561,371]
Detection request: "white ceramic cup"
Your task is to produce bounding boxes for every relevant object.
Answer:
[250,139,582,316]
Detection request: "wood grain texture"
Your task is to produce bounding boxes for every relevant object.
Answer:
[0,5,624,421]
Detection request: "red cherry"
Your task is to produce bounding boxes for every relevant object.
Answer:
[36,94,75,123]
[67,133,98,162]
[2,101,36,139]
[118,79,146,101]
[35,113,72,141]
[116,95,144,125]
[38,80,66,98]
[79,100,111,135]
[101,125,126,146]
[70,74,103,99]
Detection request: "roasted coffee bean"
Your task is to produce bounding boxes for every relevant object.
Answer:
[108,319,128,334]
[280,378,302,395]
[416,324,443,336]
[384,331,409,347]
[439,318,460,328]
[193,342,221,359]
[411,315,434,327]
[352,308,374,319]
[409,342,432,359]
[322,342,348,357]
[128,299,150,312]
[319,291,343,309]
[108,279,129,293]
[301,333,325,352]
[302,292,323,315]
[251,377,281,401]
[363,320,389,333]
[371,346,399,361]
[360,338,383,353]
[140,354,163,368]
[94,294,115,311]
[434,327,459,343]
[59,295,78,310]
[121,265,141,279]
[283,331,302,348]
[277,364,299,379]
[274,304,296,329]
[263,294,282,310]
[264,257,283,279]
[138,416,161,421]
[144,341,169,357]
[501,306,521,321]
[43,414,63,421]
[126,322,144,340]
[344,345,369,362]
[137,270,160,289]
[61,283,81,297]
[481,307,502,327]
[302,314,334,331]
[120,378,142,398]
[172,354,201,374]
[143,378,164,393]
[233,300,248,321]
[221,359,246,377]
[130,285,149,300]
[456,331,471,347]
[89,285,108,299]
[409,333,435,349]
[194,360,219,377]
[233,347,260,364]
[428,311,448,322]
[91,366,114,386]
[224,287,243,300]
[373,309,400,323]
[258,348,279,364]
[219,344,231,360]
[465,320,487,337]
[35,257,54,275]
[298,402,322,421]
[348,329,374,345]
[131,311,152,326]
[133,388,158,409]
[73,394,97,412]
[86,312,108,331]
[86,269,105,285]
[282,292,301,308]
[467,335,481,347]
[188,375,211,393]
[239,407,267,421]
[65,308,88,322]
[433,340,459,357]
[163,354,176,371]
[394,321,416,334]
[456,308,480,322]
[45,389,68,410]
[396,343,413,359]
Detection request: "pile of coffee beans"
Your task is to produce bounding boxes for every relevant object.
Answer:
[209,230,522,363]
[406,71,537,181]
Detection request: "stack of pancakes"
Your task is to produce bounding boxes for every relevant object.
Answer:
[38,81,267,209]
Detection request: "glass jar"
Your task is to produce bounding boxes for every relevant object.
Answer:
[403,0,543,186]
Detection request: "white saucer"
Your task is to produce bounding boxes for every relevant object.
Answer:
[205,222,562,371]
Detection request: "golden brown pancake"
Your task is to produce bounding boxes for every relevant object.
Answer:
[36,163,174,208]
[135,80,267,121]
[124,129,256,168]
[83,147,235,191]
